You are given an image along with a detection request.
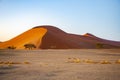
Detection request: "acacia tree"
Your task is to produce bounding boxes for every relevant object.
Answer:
[24,44,36,50]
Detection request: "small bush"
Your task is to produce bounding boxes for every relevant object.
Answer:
[115,59,120,64]
[66,58,81,63]
[24,61,30,64]
[100,60,111,64]
[4,61,10,64]
[0,61,4,64]
[7,46,16,49]
[8,64,12,67]
[83,59,94,63]
[65,58,73,63]
[96,43,104,49]
[9,62,21,64]
[73,58,81,63]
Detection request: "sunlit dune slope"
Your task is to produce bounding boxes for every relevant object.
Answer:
[0,25,120,49]
[0,28,47,49]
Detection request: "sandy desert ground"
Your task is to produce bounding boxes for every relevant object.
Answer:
[0,49,120,80]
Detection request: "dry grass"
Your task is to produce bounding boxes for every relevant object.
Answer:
[83,59,94,63]
[0,61,30,69]
[115,59,120,64]
[0,61,4,64]
[0,64,3,67]
[0,61,21,64]
[8,63,12,67]
[65,58,120,64]
[66,58,81,63]
[24,61,30,64]
[99,60,111,64]
[0,61,30,66]
[73,58,81,63]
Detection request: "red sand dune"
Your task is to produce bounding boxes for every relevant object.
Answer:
[0,25,120,49]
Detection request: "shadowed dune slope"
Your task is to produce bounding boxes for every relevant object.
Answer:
[0,25,120,49]
[38,25,120,49]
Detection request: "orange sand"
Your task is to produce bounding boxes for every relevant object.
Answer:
[0,28,47,49]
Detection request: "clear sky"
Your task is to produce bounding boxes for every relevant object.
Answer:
[0,0,120,41]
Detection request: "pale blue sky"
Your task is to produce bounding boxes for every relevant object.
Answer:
[0,0,120,41]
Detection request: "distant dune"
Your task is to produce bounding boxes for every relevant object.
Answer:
[0,25,120,49]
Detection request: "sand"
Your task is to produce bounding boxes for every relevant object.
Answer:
[0,27,47,49]
[0,49,120,80]
[1,25,120,49]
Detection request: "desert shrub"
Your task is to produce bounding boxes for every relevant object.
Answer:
[7,46,16,49]
[100,60,111,64]
[4,61,10,64]
[9,62,21,64]
[24,43,36,50]
[24,61,30,64]
[83,59,94,63]
[66,58,81,63]
[115,59,120,64]
[96,43,104,49]
[0,61,4,64]
[73,58,81,63]
[8,63,12,67]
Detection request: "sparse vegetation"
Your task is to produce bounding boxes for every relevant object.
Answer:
[96,43,104,49]
[65,58,117,64]
[8,63,12,67]
[0,61,4,64]
[83,59,94,63]
[0,61,30,66]
[7,46,16,49]
[24,61,30,64]
[100,60,111,64]
[115,59,120,64]
[73,58,81,63]
[24,43,36,50]
[66,58,81,63]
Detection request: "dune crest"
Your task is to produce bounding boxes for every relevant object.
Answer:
[83,33,96,37]
[0,25,120,49]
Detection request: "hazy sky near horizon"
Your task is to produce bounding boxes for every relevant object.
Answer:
[0,0,120,41]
